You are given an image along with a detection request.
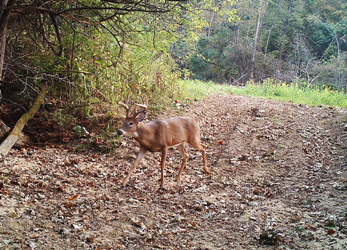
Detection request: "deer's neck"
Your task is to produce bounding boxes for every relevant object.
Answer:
[133,122,161,152]
[133,122,150,141]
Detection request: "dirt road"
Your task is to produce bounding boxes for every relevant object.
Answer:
[1,94,347,249]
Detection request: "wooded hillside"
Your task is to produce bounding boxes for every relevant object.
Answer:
[184,0,347,87]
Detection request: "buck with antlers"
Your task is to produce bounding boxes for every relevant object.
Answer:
[117,101,210,188]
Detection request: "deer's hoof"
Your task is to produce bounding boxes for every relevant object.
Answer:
[204,168,211,174]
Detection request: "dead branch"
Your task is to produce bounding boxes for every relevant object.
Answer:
[0,85,49,159]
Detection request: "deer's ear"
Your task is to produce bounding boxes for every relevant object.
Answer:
[135,112,146,122]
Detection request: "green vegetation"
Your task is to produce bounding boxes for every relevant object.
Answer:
[180,79,347,108]
[235,82,347,108]
[179,79,232,99]
[180,0,347,89]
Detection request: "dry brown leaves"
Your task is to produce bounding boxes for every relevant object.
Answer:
[1,94,347,249]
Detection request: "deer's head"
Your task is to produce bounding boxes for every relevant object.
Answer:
[117,101,147,137]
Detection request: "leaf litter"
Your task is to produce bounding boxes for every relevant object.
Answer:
[1,94,347,249]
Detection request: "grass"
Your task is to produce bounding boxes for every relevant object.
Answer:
[179,79,233,99]
[179,79,347,108]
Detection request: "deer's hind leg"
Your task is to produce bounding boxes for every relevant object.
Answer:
[176,143,189,182]
[160,146,168,188]
[189,138,210,174]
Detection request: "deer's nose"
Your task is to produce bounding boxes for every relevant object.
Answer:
[117,130,123,136]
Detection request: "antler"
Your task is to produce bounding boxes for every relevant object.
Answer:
[135,103,147,111]
[132,103,147,117]
[118,101,130,117]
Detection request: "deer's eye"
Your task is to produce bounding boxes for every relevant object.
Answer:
[128,122,134,126]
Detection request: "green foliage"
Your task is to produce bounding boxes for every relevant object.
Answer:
[73,126,89,137]
[7,3,186,116]
[3,0,210,151]
[69,26,181,112]
[171,0,239,83]
[181,0,347,89]
[235,79,347,108]
[180,79,347,108]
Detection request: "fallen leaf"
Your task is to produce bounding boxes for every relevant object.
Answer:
[64,202,75,208]
[68,194,80,201]
[327,229,336,235]
[30,233,42,238]
[308,224,318,231]
[86,236,95,243]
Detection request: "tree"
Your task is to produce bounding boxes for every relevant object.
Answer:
[184,0,347,87]
[0,0,190,156]
[249,0,269,80]
[0,0,17,80]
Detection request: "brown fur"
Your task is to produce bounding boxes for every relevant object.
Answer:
[118,107,210,188]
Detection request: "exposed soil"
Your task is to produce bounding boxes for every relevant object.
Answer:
[1,94,347,249]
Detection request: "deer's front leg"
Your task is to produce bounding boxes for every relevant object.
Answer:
[159,146,168,188]
[122,147,148,187]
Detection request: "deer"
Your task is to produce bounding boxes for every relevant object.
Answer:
[117,101,210,188]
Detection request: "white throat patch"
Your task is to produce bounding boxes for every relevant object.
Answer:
[132,132,140,138]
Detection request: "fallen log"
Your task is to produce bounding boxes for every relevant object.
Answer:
[0,119,31,148]
[0,85,48,158]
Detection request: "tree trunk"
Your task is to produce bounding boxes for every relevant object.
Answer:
[207,12,215,38]
[0,0,16,80]
[0,85,48,158]
[250,0,269,81]
[250,13,262,80]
